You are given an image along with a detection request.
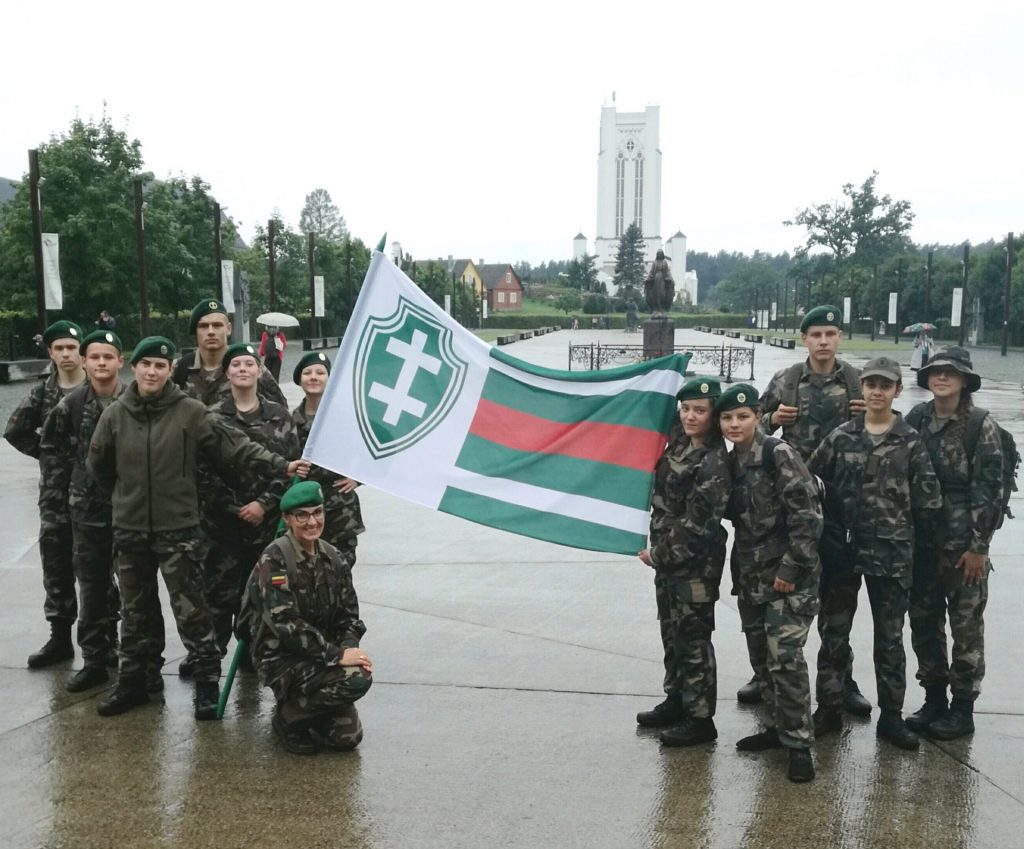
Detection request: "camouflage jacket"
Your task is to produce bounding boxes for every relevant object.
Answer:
[726,430,823,606]
[88,381,290,533]
[648,433,731,599]
[39,381,125,528]
[5,371,85,524]
[292,402,365,538]
[249,533,365,685]
[202,396,300,544]
[808,414,943,579]
[4,371,83,460]
[174,349,287,407]
[907,402,1004,555]
[760,358,862,462]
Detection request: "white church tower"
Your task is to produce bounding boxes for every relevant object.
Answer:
[594,103,662,279]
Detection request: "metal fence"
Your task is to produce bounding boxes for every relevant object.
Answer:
[568,343,755,382]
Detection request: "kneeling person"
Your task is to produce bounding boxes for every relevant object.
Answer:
[246,482,372,755]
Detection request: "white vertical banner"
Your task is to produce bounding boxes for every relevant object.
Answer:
[314,275,325,317]
[41,233,62,310]
[770,301,777,321]
[888,292,898,325]
[220,260,235,312]
[482,298,488,321]
[843,297,851,325]
[444,294,452,315]
[951,287,963,327]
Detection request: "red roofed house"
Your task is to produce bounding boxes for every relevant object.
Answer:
[475,263,523,312]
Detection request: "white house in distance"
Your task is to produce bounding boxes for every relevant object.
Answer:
[573,100,699,305]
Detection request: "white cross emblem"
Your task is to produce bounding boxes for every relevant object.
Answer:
[368,329,442,425]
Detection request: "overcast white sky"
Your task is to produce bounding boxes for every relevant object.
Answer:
[2,0,1021,266]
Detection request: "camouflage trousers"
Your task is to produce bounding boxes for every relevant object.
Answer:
[818,572,910,713]
[71,522,121,664]
[654,575,678,694]
[910,548,988,700]
[39,522,76,625]
[114,530,217,684]
[271,662,372,740]
[204,535,267,654]
[738,594,814,748]
[662,580,717,719]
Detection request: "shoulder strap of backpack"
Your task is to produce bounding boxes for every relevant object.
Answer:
[171,350,195,389]
[761,436,781,478]
[780,363,803,410]
[65,384,90,437]
[963,407,989,481]
[905,404,925,432]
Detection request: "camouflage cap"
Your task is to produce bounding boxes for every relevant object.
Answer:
[293,351,332,385]
[79,329,123,355]
[714,382,760,413]
[221,341,260,371]
[677,376,721,402]
[800,304,843,334]
[43,320,83,347]
[280,481,324,513]
[917,346,980,393]
[860,356,902,383]
[130,335,176,365]
[188,297,230,335]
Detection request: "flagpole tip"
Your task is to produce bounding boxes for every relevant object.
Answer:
[375,233,387,252]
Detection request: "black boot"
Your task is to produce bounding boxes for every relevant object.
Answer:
[660,716,718,747]
[926,696,975,740]
[812,705,843,736]
[905,686,949,733]
[146,669,165,694]
[636,694,685,728]
[876,711,919,750]
[178,655,197,679]
[787,748,815,783]
[842,678,873,717]
[736,728,783,751]
[736,675,762,704]
[27,621,74,669]
[194,681,220,721]
[97,680,150,716]
[66,664,110,693]
[273,709,318,755]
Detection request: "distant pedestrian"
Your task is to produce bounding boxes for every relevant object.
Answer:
[260,325,286,382]
[95,310,116,332]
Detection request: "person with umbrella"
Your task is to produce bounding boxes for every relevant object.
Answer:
[259,325,286,382]
[905,323,936,372]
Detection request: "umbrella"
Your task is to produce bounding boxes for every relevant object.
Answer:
[256,311,299,328]
[902,322,936,334]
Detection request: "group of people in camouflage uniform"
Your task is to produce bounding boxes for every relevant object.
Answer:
[638,305,1005,783]
[5,299,370,754]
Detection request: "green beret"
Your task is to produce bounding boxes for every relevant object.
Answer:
[799,304,843,334]
[714,383,760,413]
[280,481,324,514]
[79,329,123,354]
[43,320,83,347]
[188,297,229,335]
[677,376,721,403]
[130,336,176,365]
[293,351,332,385]
[222,342,260,371]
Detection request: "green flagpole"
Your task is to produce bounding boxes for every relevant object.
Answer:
[216,639,245,719]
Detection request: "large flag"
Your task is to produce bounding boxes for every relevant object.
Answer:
[305,253,690,555]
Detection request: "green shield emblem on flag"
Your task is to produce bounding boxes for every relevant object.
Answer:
[353,297,468,458]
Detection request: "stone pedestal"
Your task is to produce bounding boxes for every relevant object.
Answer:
[643,316,675,360]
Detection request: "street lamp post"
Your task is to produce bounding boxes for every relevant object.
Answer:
[133,177,150,335]
[1003,232,1013,356]
[28,149,47,335]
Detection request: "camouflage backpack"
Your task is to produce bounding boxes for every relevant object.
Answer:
[778,360,862,414]
[906,405,1020,529]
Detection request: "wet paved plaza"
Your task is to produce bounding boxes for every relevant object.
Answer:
[1,329,1022,848]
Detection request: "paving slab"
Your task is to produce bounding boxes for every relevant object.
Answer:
[1,327,1022,848]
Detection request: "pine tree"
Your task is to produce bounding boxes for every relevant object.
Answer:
[613,222,646,300]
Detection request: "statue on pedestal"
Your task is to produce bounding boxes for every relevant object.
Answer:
[644,250,675,316]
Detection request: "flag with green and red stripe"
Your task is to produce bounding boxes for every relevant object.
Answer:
[305,252,690,555]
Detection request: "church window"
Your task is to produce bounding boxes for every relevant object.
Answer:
[615,154,625,237]
[634,154,645,233]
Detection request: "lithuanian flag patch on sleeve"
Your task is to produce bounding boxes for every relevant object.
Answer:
[270,573,288,589]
